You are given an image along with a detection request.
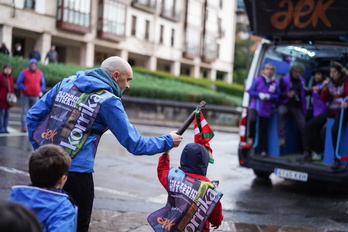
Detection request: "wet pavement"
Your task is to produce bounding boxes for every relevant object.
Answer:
[89,209,347,232]
[2,107,347,232]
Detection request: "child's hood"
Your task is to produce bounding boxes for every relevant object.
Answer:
[180,143,209,176]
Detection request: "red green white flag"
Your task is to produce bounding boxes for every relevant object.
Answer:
[193,109,215,164]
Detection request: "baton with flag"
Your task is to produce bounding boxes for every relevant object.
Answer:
[176,100,215,164]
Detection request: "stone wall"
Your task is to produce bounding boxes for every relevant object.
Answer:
[122,96,242,127]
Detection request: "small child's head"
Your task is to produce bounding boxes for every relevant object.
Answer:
[3,64,12,75]
[0,201,42,232]
[313,70,324,83]
[29,144,71,188]
[179,143,209,176]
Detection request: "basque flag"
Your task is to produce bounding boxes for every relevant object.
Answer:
[194,109,215,164]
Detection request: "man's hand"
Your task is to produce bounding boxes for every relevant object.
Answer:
[170,131,183,148]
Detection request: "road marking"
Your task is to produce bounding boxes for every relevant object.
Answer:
[0,166,29,176]
[94,186,166,203]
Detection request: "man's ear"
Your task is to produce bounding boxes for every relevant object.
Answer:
[112,71,119,81]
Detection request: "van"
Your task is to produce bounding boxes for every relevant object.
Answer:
[238,0,348,183]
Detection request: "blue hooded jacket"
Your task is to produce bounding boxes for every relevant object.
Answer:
[27,68,173,173]
[180,143,209,176]
[8,185,77,232]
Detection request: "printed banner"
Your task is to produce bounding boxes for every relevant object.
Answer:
[244,0,348,37]
[148,169,223,232]
[33,85,109,158]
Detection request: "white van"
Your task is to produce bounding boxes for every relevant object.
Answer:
[238,0,348,183]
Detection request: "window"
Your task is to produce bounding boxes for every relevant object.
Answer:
[160,0,180,21]
[57,0,91,33]
[137,0,155,7]
[183,0,204,58]
[187,0,202,26]
[145,20,150,40]
[185,28,201,55]
[171,28,175,47]
[131,0,156,13]
[131,16,137,36]
[25,0,35,9]
[203,35,217,61]
[159,25,164,44]
[97,0,126,41]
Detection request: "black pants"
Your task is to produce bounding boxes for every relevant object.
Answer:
[63,172,94,232]
[247,108,270,153]
[304,109,348,155]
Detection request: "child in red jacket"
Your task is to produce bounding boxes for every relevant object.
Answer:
[148,143,223,232]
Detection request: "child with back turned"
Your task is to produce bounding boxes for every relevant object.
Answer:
[8,144,77,232]
[148,143,224,232]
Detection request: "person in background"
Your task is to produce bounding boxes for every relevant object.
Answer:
[153,143,224,232]
[8,144,77,232]
[16,58,46,132]
[29,45,41,61]
[13,43,23,58]
[305,69,328,122]
[246,62,280,157]
[299,62,348,164]
[26,56,183,232]
[0,42,10,56]
[277,62,307,149]
[0,64,15,133]
[45,45,58,64]
[0,200,42,232]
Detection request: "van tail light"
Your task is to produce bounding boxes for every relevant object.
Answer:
[239,107,251,149]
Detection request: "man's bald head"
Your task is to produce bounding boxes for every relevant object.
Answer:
[101,56,132,77]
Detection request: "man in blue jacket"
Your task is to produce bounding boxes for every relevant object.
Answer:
[26,56,183,232]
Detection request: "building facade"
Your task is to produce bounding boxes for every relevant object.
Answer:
[0,0,236,83]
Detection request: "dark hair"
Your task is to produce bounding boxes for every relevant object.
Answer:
[3,64,12,69]
[0,201,42,232]
[29,144,71,188]
[330,61,346,77]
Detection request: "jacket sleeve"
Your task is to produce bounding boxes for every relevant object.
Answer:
[208,200,224,228]
[46,202,77,232]
[16,71,25,91]
[27,84,59,149]
[320,86,331,102]
[157,154,170,190]
[279,78,288,99]
[40,72,46,91]
[248,78,259,98]
[101,98,173,155]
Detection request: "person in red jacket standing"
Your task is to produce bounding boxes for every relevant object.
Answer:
[16,58,45,132]
[149,143,224,232]
[0,64,15,133]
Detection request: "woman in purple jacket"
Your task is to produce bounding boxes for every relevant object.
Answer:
[247,63,280,157]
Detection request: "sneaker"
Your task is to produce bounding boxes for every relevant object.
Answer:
[312,152,322,161]
[331,158,341,170]
[279,138,285,147]
[296,152,313,162]
[247,137,254,147]
[261,151,267,157]
[21,127,27,132]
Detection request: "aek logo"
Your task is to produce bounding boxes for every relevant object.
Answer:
[157,217,176,230]
[41,128,58,141]
[270,0,335,29]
